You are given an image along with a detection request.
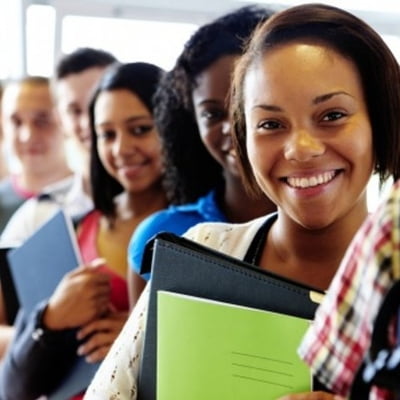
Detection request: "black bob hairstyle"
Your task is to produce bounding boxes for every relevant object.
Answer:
[231,3,400,195]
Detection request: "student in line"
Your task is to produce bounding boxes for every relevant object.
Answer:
[84,4,400,399]
[0,62,168,400]
[0,47,117,245]
[0,76,73,231]
[0,48,117,359]
[128,5,276,307]
[299,184,400,398]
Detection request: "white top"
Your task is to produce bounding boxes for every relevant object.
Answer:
[0,173,93,246]
[84,216,267,399]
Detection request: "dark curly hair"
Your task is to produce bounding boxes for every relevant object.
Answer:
[89,62,165,220]
[154,5,274,204]
[231,3,400,196]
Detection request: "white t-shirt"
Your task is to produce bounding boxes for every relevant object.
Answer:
[1,173,92,246]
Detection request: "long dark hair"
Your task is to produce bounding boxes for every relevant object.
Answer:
[154,5,274,204]
[89,62,165,219]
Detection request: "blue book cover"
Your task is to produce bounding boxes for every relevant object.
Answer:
[7,209,100,399]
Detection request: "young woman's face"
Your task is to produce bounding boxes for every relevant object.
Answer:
[94,89,163,194]
[243,42,373,229]
[192,54,240,177]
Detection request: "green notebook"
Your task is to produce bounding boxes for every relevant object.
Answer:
[157,291,312,400]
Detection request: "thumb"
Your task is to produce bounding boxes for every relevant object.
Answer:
[88,257,107,268]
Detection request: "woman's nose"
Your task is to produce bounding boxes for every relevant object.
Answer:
[112,132,136,157]
[18,124,35,143]
[221,119,231,135]
[284,129,325,162]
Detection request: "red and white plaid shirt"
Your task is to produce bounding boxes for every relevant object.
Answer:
[298,180,400,400]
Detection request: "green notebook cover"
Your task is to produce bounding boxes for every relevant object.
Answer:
[157,291,312,400]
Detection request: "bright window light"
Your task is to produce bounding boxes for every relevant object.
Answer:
[246,0,400,13]
[382,34,400,62]
[62,16,198,71]
[26,5,56,77]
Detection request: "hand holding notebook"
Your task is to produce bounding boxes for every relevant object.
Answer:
[6,210,101,400]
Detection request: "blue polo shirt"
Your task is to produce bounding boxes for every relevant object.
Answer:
[128,190,226,280]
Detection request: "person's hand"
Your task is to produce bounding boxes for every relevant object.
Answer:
[42,258,111,330]
[75,308,129,363]
[277,392,346,400]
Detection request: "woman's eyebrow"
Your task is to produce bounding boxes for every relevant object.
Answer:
[313,91,353,105]
[252,104,283,112]
[251,91,354,112]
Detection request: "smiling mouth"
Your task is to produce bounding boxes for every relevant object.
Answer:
[284,170,342,189]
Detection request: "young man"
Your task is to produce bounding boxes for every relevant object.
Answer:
[0,76,73,231]
[0,48,117,245]
[0,48,117,357]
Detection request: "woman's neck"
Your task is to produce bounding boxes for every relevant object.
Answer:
[17,165,72,194]
[116,183,168,222]
[221,173,276,223]
[261,200,369,291]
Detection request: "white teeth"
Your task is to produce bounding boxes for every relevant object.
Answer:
[287,171,336,189]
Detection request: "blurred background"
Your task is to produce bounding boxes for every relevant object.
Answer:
[1,0,400,80]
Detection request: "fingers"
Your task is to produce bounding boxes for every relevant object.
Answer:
[77,318,111,341]
[45,267,112,329]
[80,343,110,363]
[76,311,128,340]
[75,257,107,272]
[76,312,129,362]
[77,330,115,363]
[89,257,107,268]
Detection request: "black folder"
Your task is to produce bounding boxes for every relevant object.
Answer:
[138,232,325,400]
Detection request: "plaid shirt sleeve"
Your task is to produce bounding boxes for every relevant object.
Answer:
[298,180,400,398]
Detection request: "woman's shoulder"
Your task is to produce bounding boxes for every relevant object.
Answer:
[183,215,269,258]
[133,192,225,243]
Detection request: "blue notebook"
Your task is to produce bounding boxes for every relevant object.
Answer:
[7,210,82,314]
[7,209,100,400]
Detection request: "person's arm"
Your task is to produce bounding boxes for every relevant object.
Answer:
[298,180,400,396]
[0,325,15,359]
[128,268,146,309]
[0,262,111,400]
[0,303,78,400]
[0,286,15,359]
[84,284,150,400]
[127,211,168,309]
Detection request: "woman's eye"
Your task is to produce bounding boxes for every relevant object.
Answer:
[257,119,283,130]
[129,125,154,136]
[97,130,115,141]
[322,111,346,122]
[200,109,226,122]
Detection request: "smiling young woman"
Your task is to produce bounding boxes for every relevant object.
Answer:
[85,4,400,400]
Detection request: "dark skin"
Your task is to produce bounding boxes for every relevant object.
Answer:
[242,41,373,399]
[192,54,276,223]
[128,54,277,308]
